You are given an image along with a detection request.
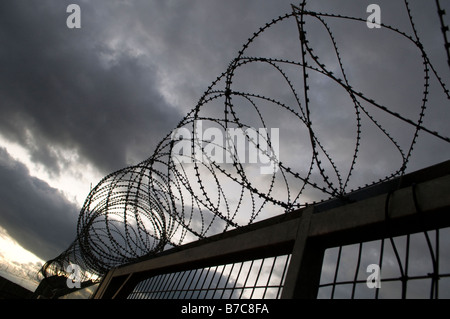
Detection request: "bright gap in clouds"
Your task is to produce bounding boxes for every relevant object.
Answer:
[0,135,103,290]
[0,134,103,208]
[0,225,44,291]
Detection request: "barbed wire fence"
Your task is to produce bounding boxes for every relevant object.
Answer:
[39,0,450,290]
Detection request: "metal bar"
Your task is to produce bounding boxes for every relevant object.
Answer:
[308,175,450,240]
[351,243,363,299]
[230,261,244,299]
[110,218,298,278]
[331,246,342,299]
[262,256,277,299]
[281,207,324,299]
[111,274,132,299]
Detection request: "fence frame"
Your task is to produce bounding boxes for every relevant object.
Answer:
[92,160,450,299]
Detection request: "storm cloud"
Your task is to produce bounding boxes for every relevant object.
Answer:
[0,147,77,260]
[0,0,181,175]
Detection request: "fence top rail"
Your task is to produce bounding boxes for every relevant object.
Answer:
[111,160,450,272]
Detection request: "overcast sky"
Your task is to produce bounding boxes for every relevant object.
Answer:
[0,0,449,295]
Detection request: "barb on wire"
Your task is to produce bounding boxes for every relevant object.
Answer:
[436,0,450,69]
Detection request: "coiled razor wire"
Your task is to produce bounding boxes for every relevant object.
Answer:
[40,1,450,282]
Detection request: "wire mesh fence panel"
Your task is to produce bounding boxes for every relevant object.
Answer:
[318,227,450,299]
[127,254,291,299]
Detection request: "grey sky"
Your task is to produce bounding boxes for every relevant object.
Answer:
[0,0,449,297]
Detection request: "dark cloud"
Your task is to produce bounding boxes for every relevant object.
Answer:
[0,0,181,175]
[0,147,78,260]
[2,0,447,179]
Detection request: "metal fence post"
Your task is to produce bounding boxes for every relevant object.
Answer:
[281,206,325,299]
